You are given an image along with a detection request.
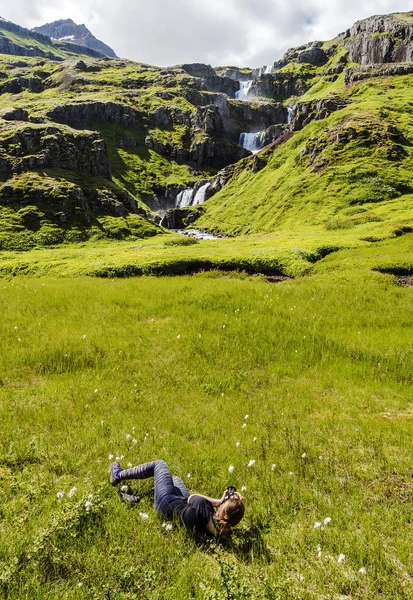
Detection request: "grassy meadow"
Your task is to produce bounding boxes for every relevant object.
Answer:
[1,242,413,598]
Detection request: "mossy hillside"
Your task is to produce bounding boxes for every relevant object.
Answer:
[0,171,162,250]
[94,122,215,202]
[196,73,413,236]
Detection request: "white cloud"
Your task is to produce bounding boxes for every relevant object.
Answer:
[2,0,410,67]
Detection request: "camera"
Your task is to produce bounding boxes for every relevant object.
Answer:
[223,486,237,501]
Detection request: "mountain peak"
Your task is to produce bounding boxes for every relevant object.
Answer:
[32,18,117,58]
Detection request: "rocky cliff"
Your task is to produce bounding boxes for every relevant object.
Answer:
[339,12,413,65]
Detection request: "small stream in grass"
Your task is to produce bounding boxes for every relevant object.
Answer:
[173,229,224,240]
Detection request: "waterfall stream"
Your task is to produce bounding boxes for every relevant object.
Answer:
[235,80,253,101]
[239,131,265,153]
[175,188,194,208]
[174,182,210,209]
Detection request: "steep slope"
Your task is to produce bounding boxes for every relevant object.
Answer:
[33,19,117,59]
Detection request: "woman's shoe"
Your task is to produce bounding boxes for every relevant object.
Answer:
[109,461,122,486]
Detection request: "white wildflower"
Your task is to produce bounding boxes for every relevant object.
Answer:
[241,485,247,492]
[228,465,235,473]
[324,517,331,525]
[253,437,257,442]
[359,567,366,574]
[242,423,247,429]
[317,545,322,558]
[199,582,206,590]
[82,335,86,339]
[301,453,307,458]
[109,454,114,460]
[101,420,104,426]
[319,456,323,460]
[127,463,133,468]
[177,335,181,339]
[187,473,191,479]
[85,501,92,511]
[85,404,89,409]
[288,472,294,476]
[56,491,65,499]
[126,434,131,440]
[132,439,137,445]
[121,485,129,493]
[248,460,256,467]
[314,522,322,529]
[94,388,98,393]
[338,554,345,564]
[139,512,149,520]
[271,464,276,470]
[165,524,172,531]
[68,487,77,498]
[244,414,249,420]
[77,582,83,588]
[236,441,240,447]
[132,426,135,432]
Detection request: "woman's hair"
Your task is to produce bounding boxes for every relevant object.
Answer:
[215,496,245,535]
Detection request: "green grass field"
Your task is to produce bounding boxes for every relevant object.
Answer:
[1,243,412,598]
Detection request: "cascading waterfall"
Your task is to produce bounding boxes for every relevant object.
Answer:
[287,107,293,124]
[174,183,211,208]
[175,188,194,208]
[265,64,273,74]
[193,182,210,205]
[235,80,253,100]
[239,131,265,153]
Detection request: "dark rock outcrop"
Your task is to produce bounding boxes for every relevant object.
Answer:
[344,62,413,84]
[33,18,117,58]
[1,108,29,121]
[217,68,252,81]
[340,13,413,65]
[260,124,288,146]
[180,63,216,77]
[0,125,111,178]
[249,72,310,100]
[289,96,351,131]
[46,101,145,129]
[200,75,239,97]
[192,105,225,135]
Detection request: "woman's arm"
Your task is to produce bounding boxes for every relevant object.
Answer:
[188,493,224,508]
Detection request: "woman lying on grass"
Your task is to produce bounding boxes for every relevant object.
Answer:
[109,459,245,536]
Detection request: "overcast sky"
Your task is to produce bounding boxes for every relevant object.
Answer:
[2,1,410,67]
